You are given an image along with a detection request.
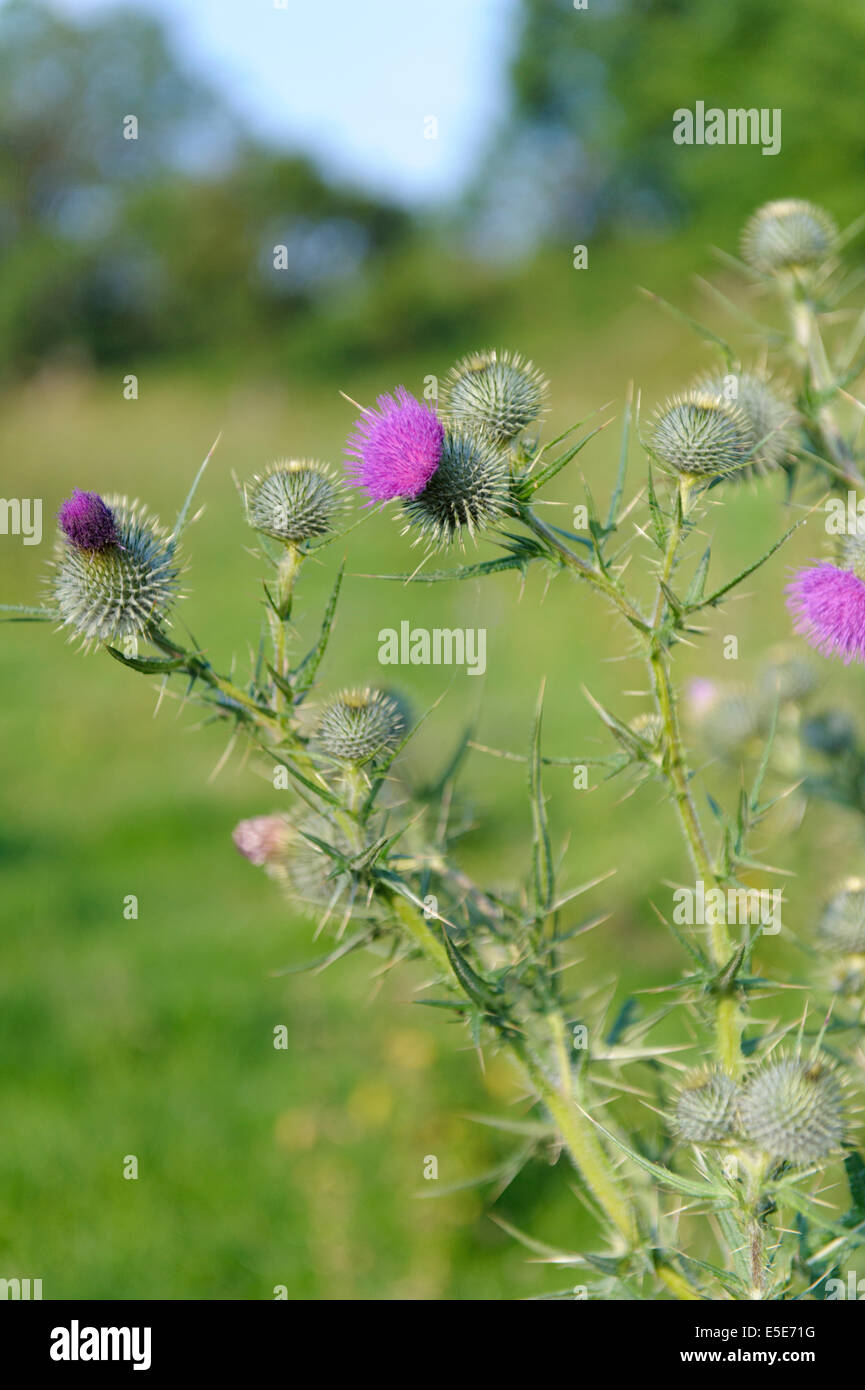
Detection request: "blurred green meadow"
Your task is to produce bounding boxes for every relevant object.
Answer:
[4,231,865,1299]
[3,0,865,1301]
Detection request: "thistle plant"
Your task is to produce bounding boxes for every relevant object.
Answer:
[10,198,865,1301]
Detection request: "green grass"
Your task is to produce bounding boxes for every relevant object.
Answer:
[2,232,864,1299]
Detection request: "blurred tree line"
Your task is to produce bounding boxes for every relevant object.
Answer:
[0,0,481,377]
[2,0,864,379]
[472,0,865,250]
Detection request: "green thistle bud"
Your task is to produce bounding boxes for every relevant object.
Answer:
[52,496,178,647]
[675,1067,740,1145]
[244,460,343,543]
[818,879,865,955]
[401,426,510,548]
[701,686,763,760]
[650,392,754,479]
[316,687,405,765]
[442,349,548,444]
[741,200,837,276]
[739,1056,845,1165]
[801,709,856,757]
[630,711,663,750]
[695,371,796,478]
[758,645,818,705]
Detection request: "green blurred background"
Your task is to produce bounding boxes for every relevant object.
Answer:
[2,0,865,1299]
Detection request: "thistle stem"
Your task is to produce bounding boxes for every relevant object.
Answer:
[645,481,740,1073]
[389,894,636,1245]
[788,290,863,488]
[520,508,648,632]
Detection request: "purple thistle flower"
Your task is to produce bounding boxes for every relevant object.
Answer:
[58,490,119,552]
[345,387,444,501]
[786,562,865,665]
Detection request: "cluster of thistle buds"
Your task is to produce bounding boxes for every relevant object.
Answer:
[675,1055,848,1167]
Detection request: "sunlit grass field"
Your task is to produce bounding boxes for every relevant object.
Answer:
[2,233,864,1298]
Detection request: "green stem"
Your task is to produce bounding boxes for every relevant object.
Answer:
[521,508,648,632]
[271,544,303,714]
[788,292,863,488]
[646,480,740,1073]
[389,894,637,1245]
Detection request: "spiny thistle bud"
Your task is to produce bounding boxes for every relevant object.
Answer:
[758,646,818,705]
[702,686,763,759]
[401,426,510,548]
[818,879,865,955]
[316,687,405,765]
[630,711,663,749]
[801,709,856,757]
[695,371,796,477]
[52,493,178,646]
[442,349,548,444]
[741,199,837,276]
[244,461,343,543]
[650,392,753,479]
[738,1056,846,1165]
[675,1067,740,1145]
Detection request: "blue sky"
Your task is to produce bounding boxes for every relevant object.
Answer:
[42,0,520,205]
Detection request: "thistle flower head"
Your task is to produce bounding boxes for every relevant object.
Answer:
[818,879,865,955]
[741,200,837,275]
[675,1067,740,1145]
[316,687,405,765]
[232,815,295,868]
[244,460,343,543]
[650,391,753,479]
[739,1055,846,1165]
[442,349,548,444]
[786,562,865,665]
[345,387,444,501]
[52,494,178,646]
[58,489,119,551]
[695,371,796,477]
[401,426,510,548]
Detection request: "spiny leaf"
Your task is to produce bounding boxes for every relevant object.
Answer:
[171,433,220,542]
[684,545,712,607]
[691,513,812,611]
[529,682,554,917]
[105,646,189,674]
[292,560,344,694]
[269,932,373,976]
[844,1151,865,1224]
[583,686,646,759]
[522,417,613,495]
[606,386,632,531]
[363,553,533,583]
[441,929,503,1012]
[0,604,58,622]
[645,462,668,550]
[639,287,735,369]
[580,1113,730,1199]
